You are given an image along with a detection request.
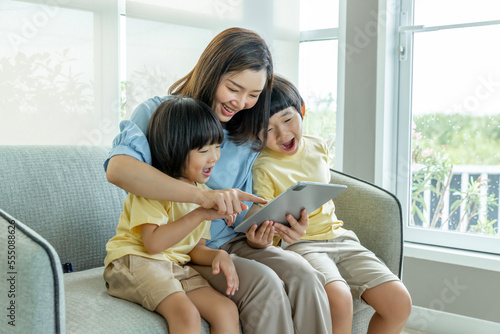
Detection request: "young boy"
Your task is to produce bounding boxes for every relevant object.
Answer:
[104,97,239,333]
[250,76,412,334]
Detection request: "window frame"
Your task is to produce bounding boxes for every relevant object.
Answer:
[396,0,500,254]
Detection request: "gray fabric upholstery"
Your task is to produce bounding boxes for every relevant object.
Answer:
[329,169,403,277]
[64,267,212,333]
[0,145,403,334]
[0,145,127,272]
[0,210,65,334]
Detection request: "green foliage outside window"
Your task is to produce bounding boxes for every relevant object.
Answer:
[413,113,500,165]
[411,113,499,236]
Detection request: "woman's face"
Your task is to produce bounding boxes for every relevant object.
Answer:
[212,69,267,123]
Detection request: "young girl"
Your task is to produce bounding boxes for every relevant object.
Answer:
[251,75,412,334]
[104,97,240,333]
[104,27,332,333]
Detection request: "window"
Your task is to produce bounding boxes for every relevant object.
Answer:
[299,0,339,167]
[0,0,301,145]
[397,0,500,253]
[123,0,301,118]
[0,0,120,146]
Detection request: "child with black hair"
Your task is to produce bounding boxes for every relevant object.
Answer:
[249,75,412,334]
[104,97,239,334]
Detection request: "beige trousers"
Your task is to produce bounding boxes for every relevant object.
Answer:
[190,236,332,334]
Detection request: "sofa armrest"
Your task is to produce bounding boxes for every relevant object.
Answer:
[329,170,403,277]
[0,209,65,333]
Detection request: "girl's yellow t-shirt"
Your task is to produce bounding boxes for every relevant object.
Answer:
[104,183,211,267]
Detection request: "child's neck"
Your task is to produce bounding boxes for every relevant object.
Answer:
[178,177,197,186]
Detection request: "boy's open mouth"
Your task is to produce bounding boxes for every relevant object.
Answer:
[280,138,295,151]
[202,167,213,177]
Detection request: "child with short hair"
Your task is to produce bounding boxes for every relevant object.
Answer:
[104,97,239,333]
[250,75,412,334]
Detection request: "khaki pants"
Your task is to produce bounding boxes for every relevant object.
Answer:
[104,255,210,311]
[190,236,332,334]
[285,230,400,300]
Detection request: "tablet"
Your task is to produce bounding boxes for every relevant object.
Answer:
[234,181,347,233]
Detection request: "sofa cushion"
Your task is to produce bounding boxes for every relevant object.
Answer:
[0,211,65,333]
[330,169,403,277]
[64,267,212,333]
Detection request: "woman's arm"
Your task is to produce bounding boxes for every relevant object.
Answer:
[189,239,239,295]
[107,155,266,213]
[107,155,199,202]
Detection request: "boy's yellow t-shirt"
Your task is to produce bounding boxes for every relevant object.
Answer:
[104,183,211,267]
[252,135,345,241]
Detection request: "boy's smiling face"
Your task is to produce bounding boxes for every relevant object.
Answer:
[265,107,303,156]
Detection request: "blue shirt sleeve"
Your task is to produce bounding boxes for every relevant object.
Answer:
[103,96,169,171]
[103,120,152,170]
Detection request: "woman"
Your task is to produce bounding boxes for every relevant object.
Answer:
[105,27,331,334]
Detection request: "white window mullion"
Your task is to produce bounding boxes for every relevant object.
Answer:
[396,0,414,237]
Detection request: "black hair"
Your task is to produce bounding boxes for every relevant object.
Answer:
[146,97,224,179]
[270,75,304,119]
[169,27,273,149]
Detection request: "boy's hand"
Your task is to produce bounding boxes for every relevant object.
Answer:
[246,220,275,248]
[274,209,308,245]
[212,250,239,296]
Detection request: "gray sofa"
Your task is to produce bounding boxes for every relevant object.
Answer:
[0,145,403,334]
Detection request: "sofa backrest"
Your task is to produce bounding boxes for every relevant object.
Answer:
[0,145,127,272]
[329,169,403,277]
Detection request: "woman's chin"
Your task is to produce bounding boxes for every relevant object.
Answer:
[215,109,232,122]
[218,103,240,120]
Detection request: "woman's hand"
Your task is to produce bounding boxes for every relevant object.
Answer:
[246,220,275,248]
[274,209,308,245]
[212,250,239,296]
[197,188,267,215]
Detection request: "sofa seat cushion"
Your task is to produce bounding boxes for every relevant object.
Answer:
[64,267,369,333]
[64,267,211,334]
[353,298,371,315]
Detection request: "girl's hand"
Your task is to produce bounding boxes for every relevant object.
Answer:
[274,209,308,245]
[224,214,238,227]
[212,251,239,296]
[246,220,275,248]
[198,189,267,215]
[194,207,236,222]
